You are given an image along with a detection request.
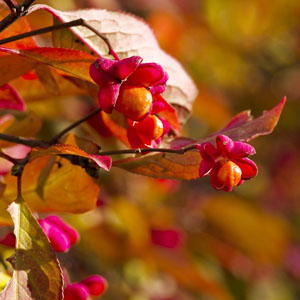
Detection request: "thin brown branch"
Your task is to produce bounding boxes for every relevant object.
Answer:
[3,0,16,14]
[99,144,198,156]
[0,17,120,60]
[0,133,47,147]
[48,108,101,144]
[0,150,19,164]
[0,18,84,45]
[0,0,36,33]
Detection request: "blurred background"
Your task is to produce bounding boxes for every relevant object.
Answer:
[11,0,300,299]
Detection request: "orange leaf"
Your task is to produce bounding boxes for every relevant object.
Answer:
[0,156,100,225]
[31,143,112,171]
[0,112,42,148]
[115,98,286,179]
[0,46,96,84]
[0,6,37,53]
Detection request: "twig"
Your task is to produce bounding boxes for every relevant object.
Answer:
[0,18,120,60]
[16,172,23,200]
[3,0,16,14]
[0,19,84,45]
[0,0,36,33]
[0,133,47,147]
[99,144,197,156]
[0,150,19,164]
[48,108,102,144]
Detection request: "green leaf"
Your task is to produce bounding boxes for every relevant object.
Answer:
[0,201,63,300]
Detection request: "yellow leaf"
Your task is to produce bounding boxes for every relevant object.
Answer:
[0,156,100,225]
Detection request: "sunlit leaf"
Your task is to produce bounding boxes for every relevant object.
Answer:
[115,98,285,179]
[31,143,112,171]
[0,6,37,53]
[27,4,198,122]
[0,46,96,84]
[0,55,37,86]
[0,201,63,300]
[0,156,100,224]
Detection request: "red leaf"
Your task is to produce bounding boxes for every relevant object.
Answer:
[0,83,26,111]
[115,98,286,179]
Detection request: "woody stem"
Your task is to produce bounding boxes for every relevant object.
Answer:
[48,108,102,144]
[0,18,120,60]
[98,144,198,156]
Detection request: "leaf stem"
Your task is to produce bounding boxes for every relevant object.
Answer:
[0,18,120,60]
[48,108,102,144]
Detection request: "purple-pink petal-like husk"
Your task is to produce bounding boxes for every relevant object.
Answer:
[107,56,142,80]
[210,165,225,190]
[64,283,90,300]
[45,215,79,245]
[150,71,168,95]
[216,135,234,157]
[127,63,165,87]
[197,142,219,162]
[150,84,166,95]
[232,157,258,179]
[96,57,115,71]
[127,124,148,149]
[223,186,233,192]
[98,83,120,113]
[151,97,166,114]
[237,179,245,186]
[158,116,170,136]
[198,159,213,177]
[89,61,117,87]
[39,219,71,252]
[229,141,256,159]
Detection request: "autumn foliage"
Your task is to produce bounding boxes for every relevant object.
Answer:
[0,1,295,300]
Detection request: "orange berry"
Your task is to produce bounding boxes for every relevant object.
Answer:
[217,161,242,188]
[115,85,152,120]
[135,115,164,144]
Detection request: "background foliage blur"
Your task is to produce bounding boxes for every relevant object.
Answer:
[9,0,300,299]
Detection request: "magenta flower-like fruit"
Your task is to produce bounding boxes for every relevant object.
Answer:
[89,56,168,121]
[197,135,257,192]
[38,215,79,252]
[64,275,108,300]
[81,275,108,297]
[64,283,90,300]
